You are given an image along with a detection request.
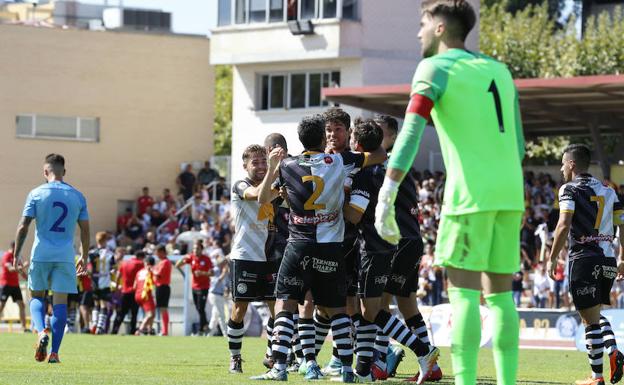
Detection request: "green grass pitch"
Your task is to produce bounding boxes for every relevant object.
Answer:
[0,333,592,384]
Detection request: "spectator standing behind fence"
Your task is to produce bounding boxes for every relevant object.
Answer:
[177,164,196,201]
[176,240,213,335]
[198,161,220,187]
[137,187,154,216]
[208,254,229,337]
[533,263,550,308]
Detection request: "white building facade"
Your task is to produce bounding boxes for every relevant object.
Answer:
[210,0,479,182]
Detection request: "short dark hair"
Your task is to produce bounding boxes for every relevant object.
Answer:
[45,153,65,168]
[146,256,155,266]
[422,0,476,41]
[563,144,591,171]
[352,118,383,152]
[323,107,350,130]
[242,144,266,163]
[135,250,146,259]
[298,115,326,150]
[374,115,399,135]
[155,245,167,253]
[264,133,288,152]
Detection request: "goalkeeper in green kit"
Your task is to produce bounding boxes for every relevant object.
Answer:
[374,1,525,384]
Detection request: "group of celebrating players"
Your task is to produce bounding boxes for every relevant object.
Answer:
[9,0,624,384]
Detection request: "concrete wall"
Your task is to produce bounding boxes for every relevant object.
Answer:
[0,24,214,249]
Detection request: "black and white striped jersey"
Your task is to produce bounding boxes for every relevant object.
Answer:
[559,174,624,260]
[279,151,367,243]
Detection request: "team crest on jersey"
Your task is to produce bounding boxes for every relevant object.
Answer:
[324,156,333,164]
[237,283,247,294]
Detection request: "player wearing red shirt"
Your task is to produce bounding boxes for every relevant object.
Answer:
[137,187,154,216]
[134,257,156,335]
[0,243,28,331]
[111,251,146,335]
[176,240,213,334]
[153,245,173,336]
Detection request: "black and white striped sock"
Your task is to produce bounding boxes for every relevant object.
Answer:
[298,317,316,362]
[273,311,295,371]
[314,311,331,356]
[600,316,617,356]
[374,327,389,367]
[266,317,274,358]
[585,323,604,379]
[227,319,244,357]
[374,310,428,357]
[97,312,107,333]
[355,319,377,376]
[331,314,354,373]
[292,314,304,361]
[67,307,77,332]
[406,313,431,345]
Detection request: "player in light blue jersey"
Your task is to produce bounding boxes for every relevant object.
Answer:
[12,154,90,364]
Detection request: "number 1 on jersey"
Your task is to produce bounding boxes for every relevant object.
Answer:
[301,175,326,210]
[488,80,505,133]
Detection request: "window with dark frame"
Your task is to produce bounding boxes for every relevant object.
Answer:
[259,70,340,110]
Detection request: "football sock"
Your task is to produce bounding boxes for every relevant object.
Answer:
[485,291,519,385]
[291,314,304,361]
[67,307,77,332]
[273,311,294,371]
[313,311,331,356]
[448,287,481,385]
[355,318,376,376]
[161,310,169,336]
[51,304,67,354]
[406,313,439,370]
[227,319,244,357]
[585,323,604,379]
[374,328,389,369]
[374,310,429,357]
[600,316,617,355]
[331,314,354,373]
[29,297,46,333]
[266,317,274,358]
[298,317,316,362]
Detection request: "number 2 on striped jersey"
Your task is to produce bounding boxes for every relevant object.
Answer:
[488,80,505,133]
[590,195,605,229]
[301,175,326,210]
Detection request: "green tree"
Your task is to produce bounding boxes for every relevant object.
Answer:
[213,65,232,156]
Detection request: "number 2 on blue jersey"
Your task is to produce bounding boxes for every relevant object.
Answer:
[50,201,68,232]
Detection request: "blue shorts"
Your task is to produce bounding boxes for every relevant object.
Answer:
[28,261,77,294]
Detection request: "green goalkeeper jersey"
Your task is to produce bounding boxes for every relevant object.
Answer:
[412,48,525,215]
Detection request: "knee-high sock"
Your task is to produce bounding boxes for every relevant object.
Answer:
[266,317,274,358]
[355,319,377,376]
[91,308,99,328]
[374,327,389,369]
[96,311,107,333]
[314,311,331,356]
[227,319,244,357]
[67,307,77,332]
[448,287,481,385]
[585,323,605,379]
[161,310,169,336]
[485,292,519,385]
[30,297,46,333]
[374,310,429,357]
[51,304,67,354]
[331,314,354,373]
[298,317,316,362]
[291,314,304,361]
[272,311,294,371]
[600,316,617,355]
[406,313,439,370]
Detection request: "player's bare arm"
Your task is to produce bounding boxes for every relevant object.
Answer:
[617,225,624,280]
[76,219,90,276]
[257,147,285,204]
[547,211,573,280]
[12,216,33,269]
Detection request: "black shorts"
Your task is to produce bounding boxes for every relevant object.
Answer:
[384,238,424,297]
[0,285,23,302]
[358,247,394,298]
[343,237,360,297]
[569,257,617,311]
[93,288,112,302]
[81,291,94,307]
[276,241,346,308]
[230,259,279,302]
[156,285,171,308]
[68,291,80,304]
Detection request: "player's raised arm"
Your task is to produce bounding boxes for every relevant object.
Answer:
[257,147,285,204]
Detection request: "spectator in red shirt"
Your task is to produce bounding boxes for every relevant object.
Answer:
[116,208,133,234]
[153,245,173,336]
[134,256,156,335]
[137,187,154,216]
[176,240,213,334]
[112,251,146,335]
[0,242,28,331]
[77,260,94,333]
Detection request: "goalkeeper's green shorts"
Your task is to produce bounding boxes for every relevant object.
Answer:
[434,210,523,274]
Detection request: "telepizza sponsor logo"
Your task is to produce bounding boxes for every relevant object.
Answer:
[351,189,370,198]
[374,275,388,285]
[390,274,407,286]
[291,211,339,225]
[576,285,597,298]
[283,276,304,287]
[579,234,615,244]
